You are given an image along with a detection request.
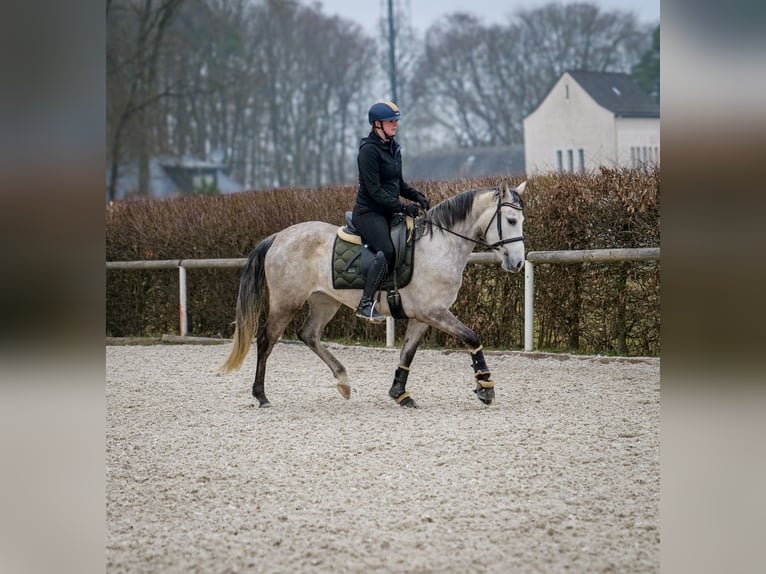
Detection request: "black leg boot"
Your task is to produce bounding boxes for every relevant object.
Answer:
[470,346,495,405]
[355,251,388,323]
[389,365,418,408]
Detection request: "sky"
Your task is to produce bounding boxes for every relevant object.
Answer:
[316,0,660,36]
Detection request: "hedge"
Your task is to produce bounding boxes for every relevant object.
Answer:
[106,166,659,356]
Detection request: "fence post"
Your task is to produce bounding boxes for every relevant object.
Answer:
[524,260,534,351]
[179,265,188,336]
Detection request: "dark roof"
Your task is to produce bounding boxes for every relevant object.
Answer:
[406,145,525,182]
[106,155,244,200]
[568,70,659,118]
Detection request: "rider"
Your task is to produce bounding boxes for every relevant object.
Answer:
[352,100,429,322]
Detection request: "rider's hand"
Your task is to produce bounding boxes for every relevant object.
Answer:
[415,192,430,212]
[402,203,419,217]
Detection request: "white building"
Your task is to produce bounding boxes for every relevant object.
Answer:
[523,71,659,175]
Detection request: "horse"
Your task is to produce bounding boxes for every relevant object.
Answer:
[221,180,526,408]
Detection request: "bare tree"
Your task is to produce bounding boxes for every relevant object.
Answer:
[156,0,264,183]
[249,0,375,188]
[107,0,186,200]
[318,17,377,185]
[411,2,652,148]
[107,1,654,195]
[108,0,376,194]
[514,2,650,85]
[413,13,506,147]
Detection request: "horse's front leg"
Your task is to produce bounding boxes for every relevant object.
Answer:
[424,309,495,405]
[468,345,495,405]
[389,319,430,408]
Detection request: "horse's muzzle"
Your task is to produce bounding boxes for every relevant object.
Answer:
[501,252,525,272]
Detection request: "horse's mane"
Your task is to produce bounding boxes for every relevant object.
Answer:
[425,187,495,234]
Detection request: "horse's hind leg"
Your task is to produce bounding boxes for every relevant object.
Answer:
[388,319,430,408]
[253,309,296,407]
[298,294,350,399]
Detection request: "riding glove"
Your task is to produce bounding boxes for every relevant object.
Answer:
[415,191,430,212]
[402,203,419,217]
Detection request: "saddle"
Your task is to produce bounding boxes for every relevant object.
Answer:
[332,212,415,317]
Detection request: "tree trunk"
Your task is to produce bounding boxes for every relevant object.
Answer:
[137,107,150,196]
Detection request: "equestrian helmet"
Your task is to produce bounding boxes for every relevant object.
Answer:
[368,101,401,124]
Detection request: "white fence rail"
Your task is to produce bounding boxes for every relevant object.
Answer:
[106,248,659,351]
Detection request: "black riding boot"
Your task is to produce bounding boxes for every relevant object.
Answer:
[356,251,388,323]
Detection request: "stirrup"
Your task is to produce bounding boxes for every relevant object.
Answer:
[356,300,385,323]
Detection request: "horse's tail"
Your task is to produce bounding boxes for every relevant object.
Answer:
[220,234,277,373]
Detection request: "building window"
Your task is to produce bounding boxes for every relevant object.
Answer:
[578,148,585,172]
[567,149,574,173]
[556,150,563,172]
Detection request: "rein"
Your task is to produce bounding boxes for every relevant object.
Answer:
[422,189,524,251]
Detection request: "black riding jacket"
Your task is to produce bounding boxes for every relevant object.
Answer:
[354,131,420,216]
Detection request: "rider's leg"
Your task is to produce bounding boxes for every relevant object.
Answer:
[355,250,388,322]
[351,209,395,323]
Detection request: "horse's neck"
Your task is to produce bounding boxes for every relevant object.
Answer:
[454,192,495,249]
[437,227,475,261]
[427,199,494,267]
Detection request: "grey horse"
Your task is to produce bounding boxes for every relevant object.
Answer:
[221,181,527,408]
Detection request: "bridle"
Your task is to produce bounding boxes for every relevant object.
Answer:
[421,189,525,251]
[483,192,525,249]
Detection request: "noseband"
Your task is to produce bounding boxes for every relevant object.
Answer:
[423,188,524,251]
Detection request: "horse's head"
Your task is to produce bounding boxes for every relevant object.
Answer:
[485,181,526,272]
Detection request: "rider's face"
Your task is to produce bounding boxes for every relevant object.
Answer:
[381,119,398,137]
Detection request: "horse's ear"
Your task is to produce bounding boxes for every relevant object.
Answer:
[498,181,509,195]
[515,181,527,195]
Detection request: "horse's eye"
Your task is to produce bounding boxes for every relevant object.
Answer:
[506,218,517,226]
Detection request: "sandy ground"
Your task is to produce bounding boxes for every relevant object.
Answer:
[106,342,659,573]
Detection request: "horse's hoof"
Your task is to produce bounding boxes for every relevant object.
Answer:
[474,385,494,405]
[399,396,419,408]
[337,383,351,400]
[258,400,271,408]
[391,391,418,408]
